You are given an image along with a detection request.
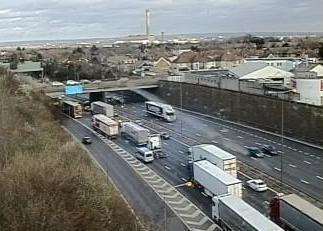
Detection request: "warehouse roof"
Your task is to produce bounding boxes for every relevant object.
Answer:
[230,62,268,77]
[239,66,294,80]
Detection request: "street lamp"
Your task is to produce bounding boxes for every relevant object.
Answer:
[271,89,295,187]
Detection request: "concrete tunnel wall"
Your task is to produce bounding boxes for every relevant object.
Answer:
[148,80,323,146]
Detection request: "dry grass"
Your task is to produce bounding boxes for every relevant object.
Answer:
[0,69,147,231]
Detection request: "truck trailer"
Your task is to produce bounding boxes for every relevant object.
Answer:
[193,160,242,198]
[91,101,114,117]
[62,100,83,118]
[270,193,323,231]
[92,114,119,138]
[121,122,150,146]
[189,144,237,177]
[212,194,283,231]
[145,101,176,122]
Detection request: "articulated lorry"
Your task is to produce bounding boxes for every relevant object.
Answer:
[189,144,237,177]
[193,160,242,198]
[62,100,83,118]
[92,114,119,138]
[91,101,114,117]
[121,122,150,146]
[145,101,176,122]
[270,193,323,231]
[212,194,283,231]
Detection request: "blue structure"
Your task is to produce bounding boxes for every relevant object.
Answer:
[65,85,84,95]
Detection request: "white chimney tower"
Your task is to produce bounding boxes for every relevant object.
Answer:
[145,9,150,42]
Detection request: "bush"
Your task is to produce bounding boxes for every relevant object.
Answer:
[0,72,143,231]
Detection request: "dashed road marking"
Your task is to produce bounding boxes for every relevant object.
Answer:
[237,136,243,139]
[277,150,283,153]
[316,176,323,180]
[223,137,230,141]
[289,164,297,168]
[181,177,187,182]
[201,192,208,197]
[301,180,310,184]
[180,163,186,167]
[212,140,218,144]
[304,161,311,165]
[274,167,281,172]
[164,165,171,170]
[196,133,202,137]
[179,150,184,154]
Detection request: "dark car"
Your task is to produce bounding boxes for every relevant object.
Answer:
[262,145,278,156]
[247,147,265,158]
[161,132,170,140]
[82,136,92,145]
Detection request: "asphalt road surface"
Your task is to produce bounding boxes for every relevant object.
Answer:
[116,102,323,205]
[62,117,189,231]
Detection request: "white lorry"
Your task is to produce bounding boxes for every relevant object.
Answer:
[92,114,119,139]
[193,160,242,198]
[91,101,114,117]
[145,101,176,122]
[189,144,237,177]
[212,194,283,231]
[121,122,150,146]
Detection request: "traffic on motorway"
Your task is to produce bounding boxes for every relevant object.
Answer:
[59,93,323,231]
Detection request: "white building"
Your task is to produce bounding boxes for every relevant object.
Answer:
[295,79,323,106]
[245,54,302,72]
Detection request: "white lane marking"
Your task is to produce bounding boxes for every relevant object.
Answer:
[163,142,169,146]
[212,140,218,144]
[289,164,297,168]
[316,156,321,160]
[264,201,270,205]
[238,136,243,139]
[251,157,258,161]
[223,137,230,141]
[264,154,271,158]
[201,192,208,197]
[298,150,303,153]
[196,133,202,137]
[277,150,283,153]
[180,163,186,167]
[179,150,184,154]
[293,148,298,151]
[255,142,262,145]
[220,129,227,133]
[164,165,171,170]
[304,161,311,165]
[301,180,310,184]
[181,177,187,182]
[304,152,309,155]
[316,176,323,180]
[274,167,281,172]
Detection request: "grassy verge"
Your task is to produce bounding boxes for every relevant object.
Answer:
[0,69,149,230]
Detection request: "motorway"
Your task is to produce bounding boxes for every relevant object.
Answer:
[77,111,276,218]
[61,117,190,231]
[116,101,323,202]
[114,102,323,204]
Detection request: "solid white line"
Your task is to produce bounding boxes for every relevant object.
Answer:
[304,161,311,165]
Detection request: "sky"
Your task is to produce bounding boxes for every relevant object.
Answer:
[0,0,322,42]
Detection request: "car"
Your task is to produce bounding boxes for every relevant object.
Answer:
[82,136,92,145]
[246,179,268,192]
[247,147,265,158]
[161,132,170,140]
[92,80,102,84]
[80,79,91,84]
[262,145,278,156]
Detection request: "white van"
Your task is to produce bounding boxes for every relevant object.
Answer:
[136,147,154,163]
